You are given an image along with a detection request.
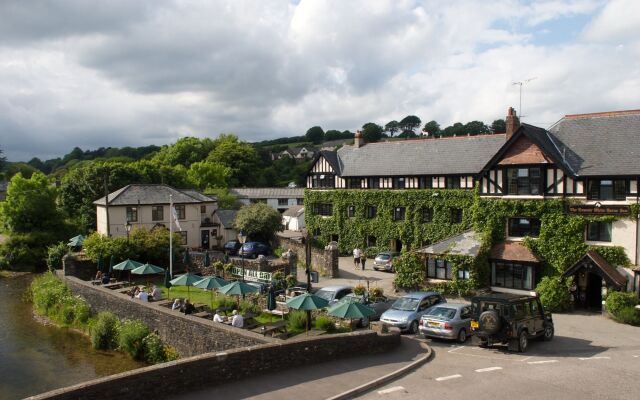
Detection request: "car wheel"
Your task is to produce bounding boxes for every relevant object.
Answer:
[409,320,419,334]
[457,328,467,343]
[518,330,528,353]
[543,325,554,341]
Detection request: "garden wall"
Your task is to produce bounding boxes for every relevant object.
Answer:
[276,233,339,278]
[29,329,400,400]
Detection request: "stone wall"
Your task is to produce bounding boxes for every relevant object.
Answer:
[62,275,272,357]
[276,234,339,278]
[62,253,97,281]
[30,330,400,400]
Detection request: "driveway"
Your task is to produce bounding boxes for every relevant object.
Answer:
[356,312,640,400]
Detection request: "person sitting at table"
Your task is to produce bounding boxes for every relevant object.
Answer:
[149,285,162,301]
[213,309,226,323]
[136,289,149,302]
[101,272,110,285]
[171,298,183,311]
[231,310,244,328]
[183,299,196,315]
[94,270,103,282]
[131,286,140,298]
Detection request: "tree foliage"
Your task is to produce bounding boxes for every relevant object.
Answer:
[491,119,506,133]
[384,121,399,137]
[361,122,384,143]
[234,202,283,243]
[207,134,260,186]
[305,126,325,144]
[422,120,440,136]
[399,115,422,136]
[152,137,215,167]
[187,161,231,191]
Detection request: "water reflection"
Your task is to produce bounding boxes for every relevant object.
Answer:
[0,274,144,400]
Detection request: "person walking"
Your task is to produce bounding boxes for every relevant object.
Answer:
[353,247,361,269]
[361,250,367,271]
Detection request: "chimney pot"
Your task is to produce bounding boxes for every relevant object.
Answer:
[505,107,520,140]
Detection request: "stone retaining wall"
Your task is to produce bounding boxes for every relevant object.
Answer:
[62,275,272,357]
[29,330,400,400]
[276,234,339,278]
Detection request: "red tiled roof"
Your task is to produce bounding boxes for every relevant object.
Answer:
[564,109,640,119]
[489,242,541,263]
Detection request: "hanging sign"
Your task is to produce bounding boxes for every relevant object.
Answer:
[567,204,630,216]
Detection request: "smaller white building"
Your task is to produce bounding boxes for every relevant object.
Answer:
[211,209,238,246]
[94,184,217,249]
[230,187,304,213]
[282,205,305,231]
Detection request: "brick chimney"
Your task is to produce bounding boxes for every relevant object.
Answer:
[505,107,520,140]
[354,130,363,148]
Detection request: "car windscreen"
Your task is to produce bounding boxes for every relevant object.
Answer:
[391,297,419,311]
[427,307,457,319]
[314,290,334,301]
[376,254,391,261]
[337,295,363,305]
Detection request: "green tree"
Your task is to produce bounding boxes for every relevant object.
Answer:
[397,130,417,139]
[305,126,325,144]
[5,162,39,179]
[463,121,490,136]
[442,122,465,137]
[206,188,239,209]
[422,120,440,136]
[361,122,384,143]
[0,172,62,233]
[491,119,506,133]
[324,130,343,141]
[399,115,422,136]
[384,121,399,137]
[152,137,215,167]
[234,203,283,243]
[207,134,260,187]
[186,161,231,191]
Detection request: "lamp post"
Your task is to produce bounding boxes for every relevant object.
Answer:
[303,229,312,292]
[237,230,247,282]
[125,220,131,242]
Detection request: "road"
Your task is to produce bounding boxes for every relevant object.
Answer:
[356,313,640,400]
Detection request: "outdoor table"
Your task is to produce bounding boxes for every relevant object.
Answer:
[102,282,123,290]
[193,311,211,319]
[193,303,207,312]
[251,320,287,337]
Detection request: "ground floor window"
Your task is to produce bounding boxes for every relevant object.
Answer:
[367,235,377,247]
[458,267,470,280]
[179,231,188,245]
[427,258,454,280]
[491,261,534,290]
[586,221,612,242]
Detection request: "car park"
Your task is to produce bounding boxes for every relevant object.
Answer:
[223,240,242,255]
[237,242,271,258]
[373,251,400,272]
[470,293,554,353]
[380,291,446,334]
[419,303,472,343]
[313,285,353,305]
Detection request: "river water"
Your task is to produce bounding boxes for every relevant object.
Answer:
[0,274,144,400]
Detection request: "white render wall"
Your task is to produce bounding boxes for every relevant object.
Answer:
[586,219,638,266]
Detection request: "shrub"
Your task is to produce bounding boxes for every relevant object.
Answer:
[315,315,335,332]
[288,310,307,331]
[353,285,366,296]
[118,320,150,360]
[606,291,638,317]
[369,287,384,301]
[142,333,167,364]
[615,307,640,326]
[91,312,120,350]
[239,299,260,315]
[535,276,571,312]
[46,242,68,271]
[285,274,298,288]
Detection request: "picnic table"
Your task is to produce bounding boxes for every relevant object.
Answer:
[102,282,125,290]
[251,319,288,337]
[193,311,211,319]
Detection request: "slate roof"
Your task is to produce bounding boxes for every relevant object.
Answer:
[229,187,304,199]
[318,150,342,174]
[548,110,640,176]
[489,242,541,263]
[215,209,237,228]
[282,205,304,217]
[335,135,506,177]
[417,230,482,257]
[93,184,215,206]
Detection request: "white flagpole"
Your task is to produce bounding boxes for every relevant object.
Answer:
[169,194,173,278]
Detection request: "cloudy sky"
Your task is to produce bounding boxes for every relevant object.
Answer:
[1,0,639,161]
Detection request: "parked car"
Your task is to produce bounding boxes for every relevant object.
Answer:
[238,242,271,259]
[313,285,353,305]
[336,293,394,327]
[470,293,554,353]
[380,292,446,334]
[373,251,401,272]
[223,240,242,255]
[419,303,472,343]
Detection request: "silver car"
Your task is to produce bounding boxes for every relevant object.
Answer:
[419,303,472,343]
[373,251,400,272]
[380,292,446,334]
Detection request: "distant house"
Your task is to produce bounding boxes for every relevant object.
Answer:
[282,205,305,231]
[0,180,7,201]
[211,209,238,246]
[293,147,315,159]
[93,184,217,249]
[230,187,304,213]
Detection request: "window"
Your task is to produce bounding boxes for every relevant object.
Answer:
[312,203,333,216]
[587,179,626,200]
[367,177,380,189]
[297,198,304,205]
[506,167,542,195]
[491,262,534,290]
[311,174,335,188]
[427,259,453,280]
[446,176,461,189]
[508,218,541,237]
[200,205,207,214]
[151,206,164,221]
[278,198,288,206]
[421,207,433,223]
[174,204,186,220]
[366,205,377,219]
[450,208,463,224]
[587,221,612,242]
[347,178,362,189]
[367,236,377,247]
[347,205,355,217]
[179,231,188,245]
[419,176,432,189]
[458,267,470,280]
[126,206,138,222]
[393,177,406,189]
[392,207,406,221]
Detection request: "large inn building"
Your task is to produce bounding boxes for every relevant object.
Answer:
[305,108,640,305]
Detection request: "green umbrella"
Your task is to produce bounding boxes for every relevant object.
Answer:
[285,292,329,311]
[267,286,277,322]
[108,255,115,274]
[218,281,259,296]
[67,234,85,248]
[131,263,165,275]
[193,276,228,306]
[170,272,202,299]
[203,251,211,267]
[328,300,376,319]
[112,259,143,271]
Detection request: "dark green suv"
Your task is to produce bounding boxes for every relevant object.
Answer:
[470,293,554,353]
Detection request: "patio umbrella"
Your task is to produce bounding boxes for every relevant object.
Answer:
[266,286,277,322]
[131,263,165,275]
[170,272,202,299]
[112,259,143,282]
[286,292,329,332]
[108,255,115,274]
[67,234,85,248]
[328,300,376,328]
[193,276,228,305]
[219,281,259,307]
[164,269,172,289]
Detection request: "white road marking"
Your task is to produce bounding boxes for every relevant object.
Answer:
[447,345,531,362]
[435,374,463,381]
[378,386,406,395]
[528,360,559,365]
[578,356,611,360]
[475,367,503,373]
[633,355,640,358]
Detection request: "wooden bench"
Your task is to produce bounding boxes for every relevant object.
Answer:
[251,319,287,336]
